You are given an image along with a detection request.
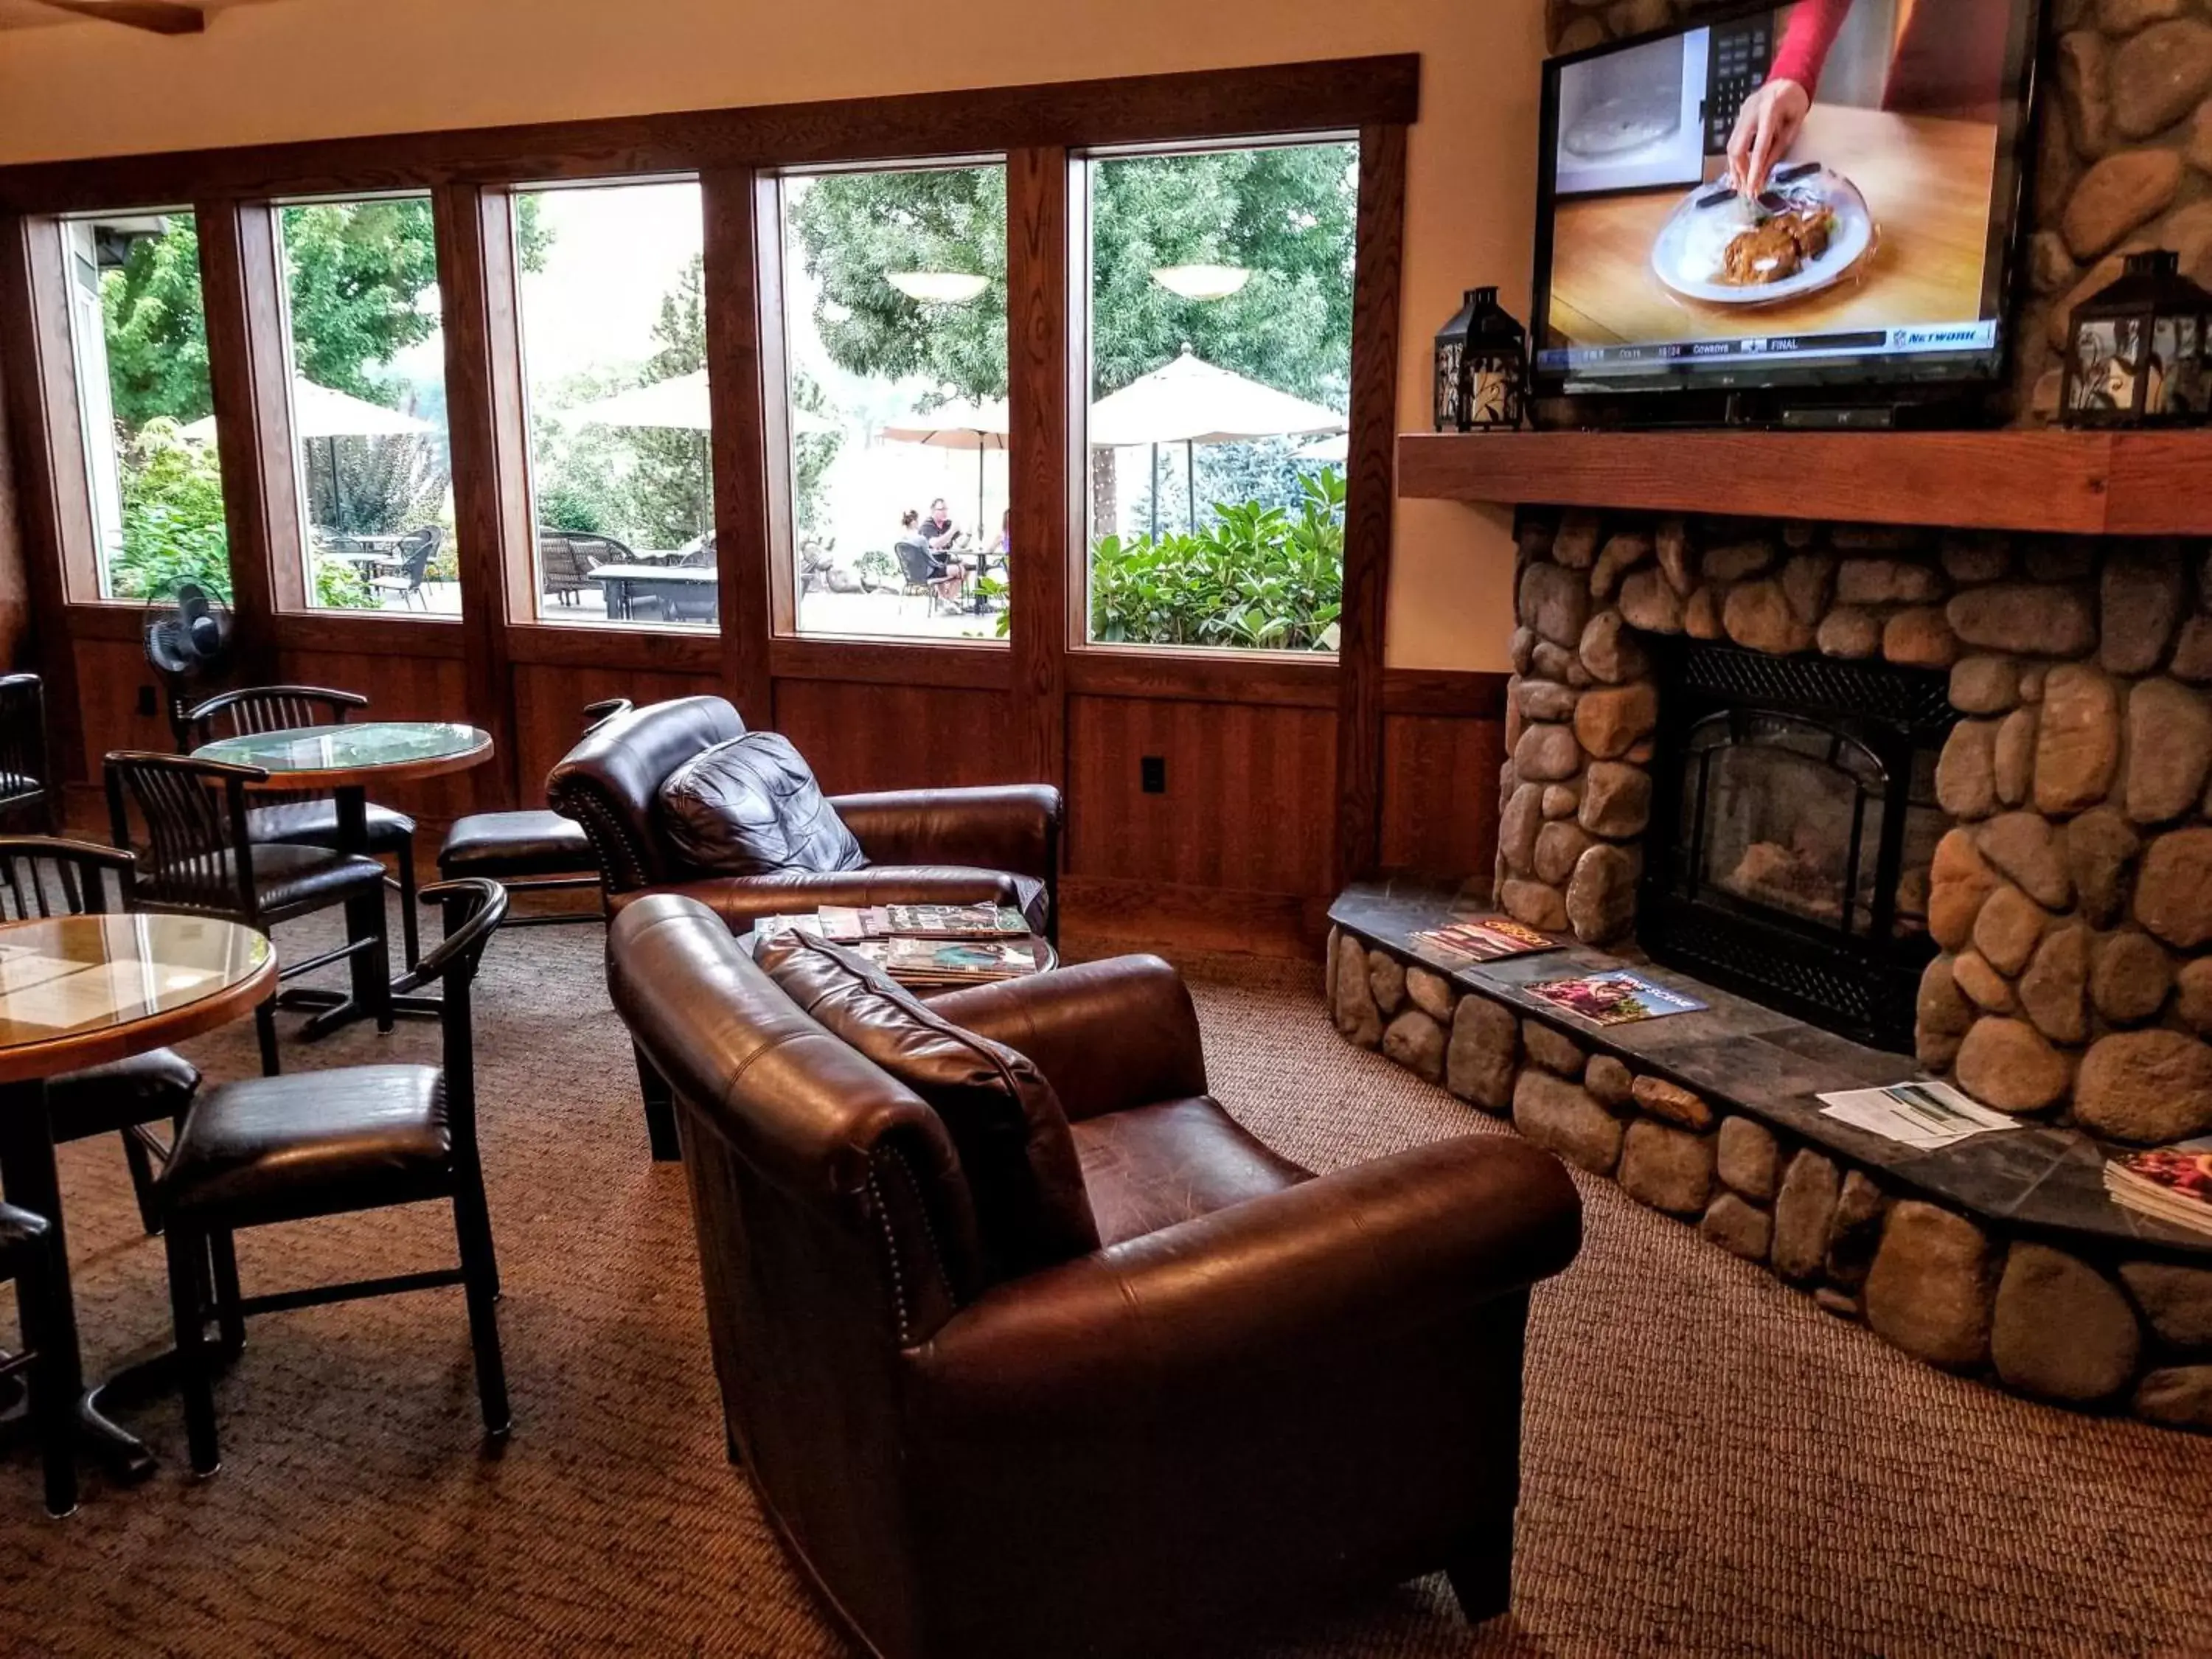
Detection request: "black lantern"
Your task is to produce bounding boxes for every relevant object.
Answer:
[2060,250,2212,428]
[1434,286,1527,432]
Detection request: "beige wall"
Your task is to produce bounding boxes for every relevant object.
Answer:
[0,0,1540,671]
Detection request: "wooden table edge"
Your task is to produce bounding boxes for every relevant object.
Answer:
[197,728,496,792]
[0,950,278,1086]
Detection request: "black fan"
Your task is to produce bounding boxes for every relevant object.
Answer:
[142,580,235,748]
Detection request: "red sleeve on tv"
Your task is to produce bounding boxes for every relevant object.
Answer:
[1767,0,1854,97]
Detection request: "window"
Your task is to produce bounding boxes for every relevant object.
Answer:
[516,179,714,629]
[275,195,459,613]
[776,161,1009,643]
[1079,140,1357,653]
[61,209,228,602]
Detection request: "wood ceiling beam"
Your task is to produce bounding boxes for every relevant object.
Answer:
[28,0,206,35]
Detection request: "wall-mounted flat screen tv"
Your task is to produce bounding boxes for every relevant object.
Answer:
[1531,0,2043,403]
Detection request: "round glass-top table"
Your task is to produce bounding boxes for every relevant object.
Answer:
[0,914,276,1489]
[192,720,495,1039]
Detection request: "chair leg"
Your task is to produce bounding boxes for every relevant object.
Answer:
[364,894,394,1035]
[394,838,420,970]
[120,1130,163,1237]
[451,1165,510,1439]
[206,1230,246,1360]
[15,1237,79,1517]
[254,1001,282,1077]
[1444,1511,1517,1627]
[162,1225,221,1477]
[635,1046,681,1163]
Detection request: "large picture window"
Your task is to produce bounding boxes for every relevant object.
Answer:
[60,208,228,603]
[776,161,1010,644]
[276,195,460,613]
[1080,139,1357,653]
[516,179,714,629]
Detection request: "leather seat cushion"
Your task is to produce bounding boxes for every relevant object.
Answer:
[238,844,389,914]
[245,799,416,853]
[656,732,865,878]
[1071,1096,1310,1248]
[758,933,1099,1278]
[439,810,594,878]
[161,1065,450,1227]
[46,1048,201,1141]
[0,1199,49,1262]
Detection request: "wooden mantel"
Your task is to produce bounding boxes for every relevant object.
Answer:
[1396,428,2212,537]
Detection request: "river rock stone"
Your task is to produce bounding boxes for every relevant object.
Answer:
[1446,995,1519,1110]
[2099,0,2186,32]
[2101,549,2184,675]
[1772,1150,1841,1282]
[1937,720,2000,820]
[1992,1244,2141,1403]
[1578,610,1649,684]
[1576,1054,1629,1111]
[1717,1116,1781,1200]
[1948,583,2097,657]
[1531,641,1582,684]
[1405,965,1458,1023]
[1919,953,1976,1037]
[1683,585,1725,641]
[1367,950,1406,1017]
[2063,147,2182,257]
[2135,825,2212,947]
[1534,821,1594,886]
[1781,552,1834,623]
[1865,1201,1998,1371]
[1825,1171,1889,1290]
[2174,614,2212,684]
[1500,781,1543,876]
[2133,1366,2212,1429]
[2062,805,2140,925]
[2057,28,2113,158]
[1930,828,2000,949]
[1619,1120,1714,1217]
[2074,1028,2212,1141]
[1951,656,2020,715]
[2035,663,2123,815]
[1573,683,1658,760]
[1631,1074,1713,1132]
[1618,568,1686,634]
[1509,626,1537,675]
[1942,535,2011,585]
[1522,1019,1586,1078]
[1955,1018,2071,1113]
[1953,950,2019,1013]
[1542,784,1581,820]
[1590,531,1651,599]
[1520,560,1590,648]
[1382,1008,1447,1084]
[1817,605,1882,659]
[1983,818,2072,910]
[2090,930,2170,1023]
[1551,509,1601,569]
[1500,877,1570,933]
[2110,18,2212,140]
[1566,843,1639,942]
[1654,518,1694,594]
[1836,557,1944,606]
[1334,933,1381,1047]
[1700,1192,1774,1262]
[2124,678,2212,823]
[1517,678,1579,723]
[2020,923,2094,1042]
[1972,884,2048,977]
[1702,538,1775,582]
[1722,579,1815,655]
[1994,707,2039,808]
[1884,606,1960,669]
[2119,1260,2212,1346]
[2177,957,2212,1034]
[1512,1068,1623,1175]
[1578,760,1652,838]
[1324,925,1340,1010]
[1514,722,1583,785]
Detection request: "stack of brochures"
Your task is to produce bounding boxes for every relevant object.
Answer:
[754,903,1041,987]
[2104,1138,2212,1239]
[1408,915,1560,964]
[1815,1079,2020,1150]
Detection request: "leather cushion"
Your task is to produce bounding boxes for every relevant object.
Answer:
[46,1047,201,1141]
[161,1065,450,1226]
[245,799,416,853]
[757,933,1098,1278]
[0,1199,49,1263]
[1070,1095,1308,1247]
[439,810,594,878]
[245,845,390,914]
[655,733,864,878]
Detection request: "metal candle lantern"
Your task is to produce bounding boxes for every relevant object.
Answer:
[1434,287,1527,432]
[2060,250,2212,428]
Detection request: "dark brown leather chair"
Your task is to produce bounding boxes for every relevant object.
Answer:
[608,894,1583,1659]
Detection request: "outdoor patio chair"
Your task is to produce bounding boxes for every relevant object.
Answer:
[894,536,964,614]
[369,527,440,610]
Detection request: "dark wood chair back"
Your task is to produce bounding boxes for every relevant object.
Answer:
[0,835,135,922]
[103,751,266,919]
[0,674,55,834]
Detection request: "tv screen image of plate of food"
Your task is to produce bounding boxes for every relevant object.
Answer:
[1534,0,2041,396]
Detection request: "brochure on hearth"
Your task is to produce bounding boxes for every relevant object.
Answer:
[1815,1080,2020,1150]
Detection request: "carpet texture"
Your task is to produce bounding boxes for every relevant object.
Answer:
[3,917,2209,1658]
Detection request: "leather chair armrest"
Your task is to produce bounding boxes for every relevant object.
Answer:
[908,1134,1582,1418]
[613,869,1034,932]
[830,785,1062,883]
[928,956,1206,1122]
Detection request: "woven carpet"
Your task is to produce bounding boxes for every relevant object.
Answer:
[2,914,2209,1658]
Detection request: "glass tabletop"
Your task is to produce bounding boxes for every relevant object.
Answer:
[0,915,274,1057]
[194,720,492,780]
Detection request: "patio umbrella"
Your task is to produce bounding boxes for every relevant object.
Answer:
[182,378,433,535]
[878,398,1009,546]
[1088,349,1347,537]
[554,369,838,436]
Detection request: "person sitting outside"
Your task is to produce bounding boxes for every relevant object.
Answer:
[920,497,961,553]
[897,508,966,607]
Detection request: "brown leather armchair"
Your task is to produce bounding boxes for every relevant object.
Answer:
[609,894,1584,1659]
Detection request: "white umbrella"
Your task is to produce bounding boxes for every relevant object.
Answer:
[179,378,432,442]
[878,399,1009,538]
[1295,434,1349,463]
[554,368,837,436]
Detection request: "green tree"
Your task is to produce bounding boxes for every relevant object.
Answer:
[622,253,713,548]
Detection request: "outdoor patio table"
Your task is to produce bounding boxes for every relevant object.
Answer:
[589,563,718,622]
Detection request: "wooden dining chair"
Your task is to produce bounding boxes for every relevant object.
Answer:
[0,836,204,1234]
[0,673,56,836]
[182,685,423,970]
[156,877,512,1478]
[104,751,392,1074]
[0,1200,75,1516]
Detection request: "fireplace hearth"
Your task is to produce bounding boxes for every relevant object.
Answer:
[1641,642,1955,1051]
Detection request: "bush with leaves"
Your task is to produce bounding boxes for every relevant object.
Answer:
[110,420,232,602]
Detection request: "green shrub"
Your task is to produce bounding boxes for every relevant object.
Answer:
[111,420,232,602]
[1088,467,1343,650]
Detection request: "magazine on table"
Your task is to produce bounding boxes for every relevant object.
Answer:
[876,904,1030,939]
[880,936,1040,985]
[1816,1079,2020,1150]
[1410,915,1560,964]
[2104,1138,2212,1239]
[1521,968,1707,1026]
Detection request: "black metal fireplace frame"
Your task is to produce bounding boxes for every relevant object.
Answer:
[1640,640,1959,1053]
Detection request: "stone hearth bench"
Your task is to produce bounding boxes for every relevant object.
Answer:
[1329,878,2212,1433]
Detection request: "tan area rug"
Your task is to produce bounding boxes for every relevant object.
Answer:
[2,916,2209,1657]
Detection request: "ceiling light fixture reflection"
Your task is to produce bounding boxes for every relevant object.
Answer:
[887,271,989,304]
[1150,263,1252,301]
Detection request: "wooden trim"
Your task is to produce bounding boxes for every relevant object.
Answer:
[1004,146,1071,790]
[504,621,720,672]
[1380,667,1508,719]
[1065,649,1337,709]
[1332,122,1405,886]
[768,636,1012,691]
[0,57,1420,215]
[62,600,156,642]
[703,167,776,727]
[1058,875,1323,959]
[0,215,88,772]
[27,2,206,37]
[269,609,466,659]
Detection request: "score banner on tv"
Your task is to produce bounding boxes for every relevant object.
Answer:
[1539,320,1997,374]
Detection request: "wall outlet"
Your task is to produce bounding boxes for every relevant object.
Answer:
[1140,755,1166,794]
[136,684,158,718]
